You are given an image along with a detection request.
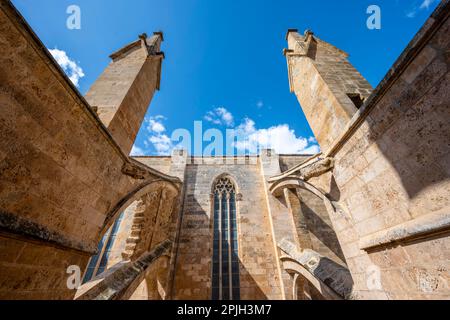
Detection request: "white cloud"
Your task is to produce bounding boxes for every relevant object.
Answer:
[233,117,320,155]
[301,144,321,154]
[204,107,234,127]
[130,145,144,156]
[137,112,320,156]
[144,115,174,155]
[406,0,437,18]
[420,0,435,9]
[48,48,85,87]
[149,134,172,155]
[147,116,166,133]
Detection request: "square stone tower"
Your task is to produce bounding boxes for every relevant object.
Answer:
[284,29,373,152]
[85,32,165,154]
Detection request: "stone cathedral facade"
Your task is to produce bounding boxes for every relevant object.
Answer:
[0,1,449,300]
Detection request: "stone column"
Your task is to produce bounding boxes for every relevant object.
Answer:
[166,149,189,299]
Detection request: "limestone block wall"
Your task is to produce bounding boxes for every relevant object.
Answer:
[104,152,188,300]
[134,156,172,175]
[172,157,282,300]
[308,4,450,299]
[278,155,346,266]
[0,2,179,299]
[0,234,88,299]
[290,187,347,267]
[279,155,311,171]
[260,150,301,299]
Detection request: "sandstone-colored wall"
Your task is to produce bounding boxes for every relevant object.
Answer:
[260,151,300,299]
[279,155,310,172]
[0,235,88,299]
[172,157,282,300]
[0,3,178,299]
[308,7,450,299]
[84,45,147,126]
[290,187,346,267]
[135,156,172,175]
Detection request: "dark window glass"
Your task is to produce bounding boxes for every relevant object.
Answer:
[212,287,219,300]
[211,178,240,300]
[83,212,123,280]
[232,287,240,300]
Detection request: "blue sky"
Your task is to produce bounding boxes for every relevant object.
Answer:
[12,0,440,156]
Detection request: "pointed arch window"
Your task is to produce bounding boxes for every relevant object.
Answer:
[211,177,240,300]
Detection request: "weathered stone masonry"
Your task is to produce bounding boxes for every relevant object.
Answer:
[0,0,449,300]
[279,1,450,299]
[0,1,181,299]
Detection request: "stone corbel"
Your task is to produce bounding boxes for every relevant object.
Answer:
[122,162,150,180]
[359,209,450,251]
[300,157,334,181]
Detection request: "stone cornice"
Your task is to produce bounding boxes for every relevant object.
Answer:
[110,32,165,61]
[0,210,97,255]
[285,28,298,40]
[359,209,450,251]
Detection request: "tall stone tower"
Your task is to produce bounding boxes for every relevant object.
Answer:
[85,32,165,154]
[284,29,373,152]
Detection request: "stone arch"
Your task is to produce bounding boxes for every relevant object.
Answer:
[269,176,342,226]
[78,178,181,300]
[80,179,180,286]
[112,180,180,300]
[272,176,354,298]
[280,256,342,300]
[269,176,326,201]
[270,176,347,264]
[98,179,180,242]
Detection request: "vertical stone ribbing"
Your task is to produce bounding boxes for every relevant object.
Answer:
[260,149,300,300]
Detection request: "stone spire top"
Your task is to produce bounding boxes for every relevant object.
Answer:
[110,31,164,61]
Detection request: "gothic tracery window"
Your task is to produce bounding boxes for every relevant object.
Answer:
[211,177,240,300]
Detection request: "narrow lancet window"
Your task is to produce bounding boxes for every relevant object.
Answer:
[211,177,240,300]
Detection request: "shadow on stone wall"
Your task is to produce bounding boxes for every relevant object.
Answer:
[300,199,346,264]
[345,4,448,215]
[235,255,268,300]
[326,176,341,201]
